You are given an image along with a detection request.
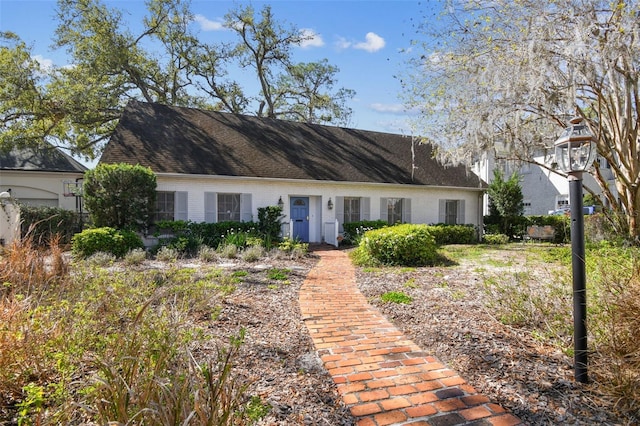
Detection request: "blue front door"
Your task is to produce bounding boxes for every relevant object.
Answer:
[291,197,309,242]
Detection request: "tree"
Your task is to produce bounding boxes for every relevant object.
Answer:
[486,169,524,237]
[2,0,354,159]
[404,0,640,241]
[275,60,355,125]
[83,163,157,230]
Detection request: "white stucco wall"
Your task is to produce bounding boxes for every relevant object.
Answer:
[474,154,616,216]
[156,173,484,244]
[0,170,84,211]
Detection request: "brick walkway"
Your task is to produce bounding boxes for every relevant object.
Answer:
[299,246,523,426]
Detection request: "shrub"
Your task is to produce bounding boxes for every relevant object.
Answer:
[278,237,308,254]
[219,244,238,259]
[257,206,284,245]
[83,163,157,231]
[483,234,510,245]
[19,205,83,246]
[342,220,388,245]
[85,251,116,267]
[123,248,147,265]
[359,224,438,266]
[241,245,264,262]
[156,246,179,262]
[198,245,218,262]
[72,227,143,258]
[426,224,477,245]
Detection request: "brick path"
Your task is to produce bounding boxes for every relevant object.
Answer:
[299,246,523,426]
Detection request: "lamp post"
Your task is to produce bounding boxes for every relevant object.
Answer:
[553,116,596,384]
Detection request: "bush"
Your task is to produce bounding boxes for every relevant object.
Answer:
[483,233,510,245]
[257,206,284,246]
[83,163,156,231]
[19,205,83,246]
[359,224,438,266]
[123,248,147,265]
[72,227,144,258]
[342,220,388,245]
[156,246,179,262]
[241,245,264,262]
[426,224,477,245]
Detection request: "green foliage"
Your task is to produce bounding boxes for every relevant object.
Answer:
[485,169,525,238]
[426,224,477,245]
[257,205,284,245]
[342,220,388,245]
[18,205,83,246]
[83,163,156,231]
[483,234,510,245]
[72,227,143,258]
[380,291,413,304]
[277,237,308,255]
[245,395,271,421]
[359,224,439,266]
[267,268,291,281]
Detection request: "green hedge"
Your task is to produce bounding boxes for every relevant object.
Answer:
[72,227,143,258]
[19,205,84,246]
[358,224,439,266]
[426,224,478,245]
[342,220,389,245]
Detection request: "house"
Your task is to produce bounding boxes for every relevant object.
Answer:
[0,144,87,211]
[99,100,487,245]
[473,150,616,216]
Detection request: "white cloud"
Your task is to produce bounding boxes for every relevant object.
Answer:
[353,32,385,52]
[193,14,225,31]
[335,36,352,50]
[370,103,419,115]
[298,28,324,48]
[33,55,54,71]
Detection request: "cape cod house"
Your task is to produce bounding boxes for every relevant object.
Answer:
[99,101,487,245]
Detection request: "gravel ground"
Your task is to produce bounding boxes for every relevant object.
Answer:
[145,245,631,425]
[354,246,632,426]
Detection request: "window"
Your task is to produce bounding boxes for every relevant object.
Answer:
[217,193,241,222]
[155,191,175,221]
[439,199,465,225]
[444,200,458,225]
[387,198,403,225]
[344,197,361,223]
[523,201,532,215]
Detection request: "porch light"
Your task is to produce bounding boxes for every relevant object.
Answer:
[327,197,333,210]
[277,196,284,209]
[553,116,596,384]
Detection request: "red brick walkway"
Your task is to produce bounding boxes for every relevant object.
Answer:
[299,247,523,426]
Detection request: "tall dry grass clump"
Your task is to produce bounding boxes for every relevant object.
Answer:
[0,236,70,405]
[590,255,640,419]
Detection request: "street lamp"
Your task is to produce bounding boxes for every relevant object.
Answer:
[554,116,596,384]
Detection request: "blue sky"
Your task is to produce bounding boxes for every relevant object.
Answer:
[1,0,441,139]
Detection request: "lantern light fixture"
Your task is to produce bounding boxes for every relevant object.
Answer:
[327,197,333,210]
[554,117,596,173]
[277,196,284,209]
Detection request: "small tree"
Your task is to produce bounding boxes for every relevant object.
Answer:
[83,163,157,230]
[486,169,524,238]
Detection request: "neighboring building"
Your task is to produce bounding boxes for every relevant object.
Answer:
[473,150,616,216]
[0,144,87,211]
[99,100,487,245]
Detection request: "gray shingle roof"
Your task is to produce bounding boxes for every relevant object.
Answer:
[0,144,87,173]
[100,100,485,189]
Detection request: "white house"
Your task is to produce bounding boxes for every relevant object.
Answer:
[0,144,87,211]
[473,149,616,216]
[99,101,487,245]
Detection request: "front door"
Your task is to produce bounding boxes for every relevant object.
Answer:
[291,197,309,242]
